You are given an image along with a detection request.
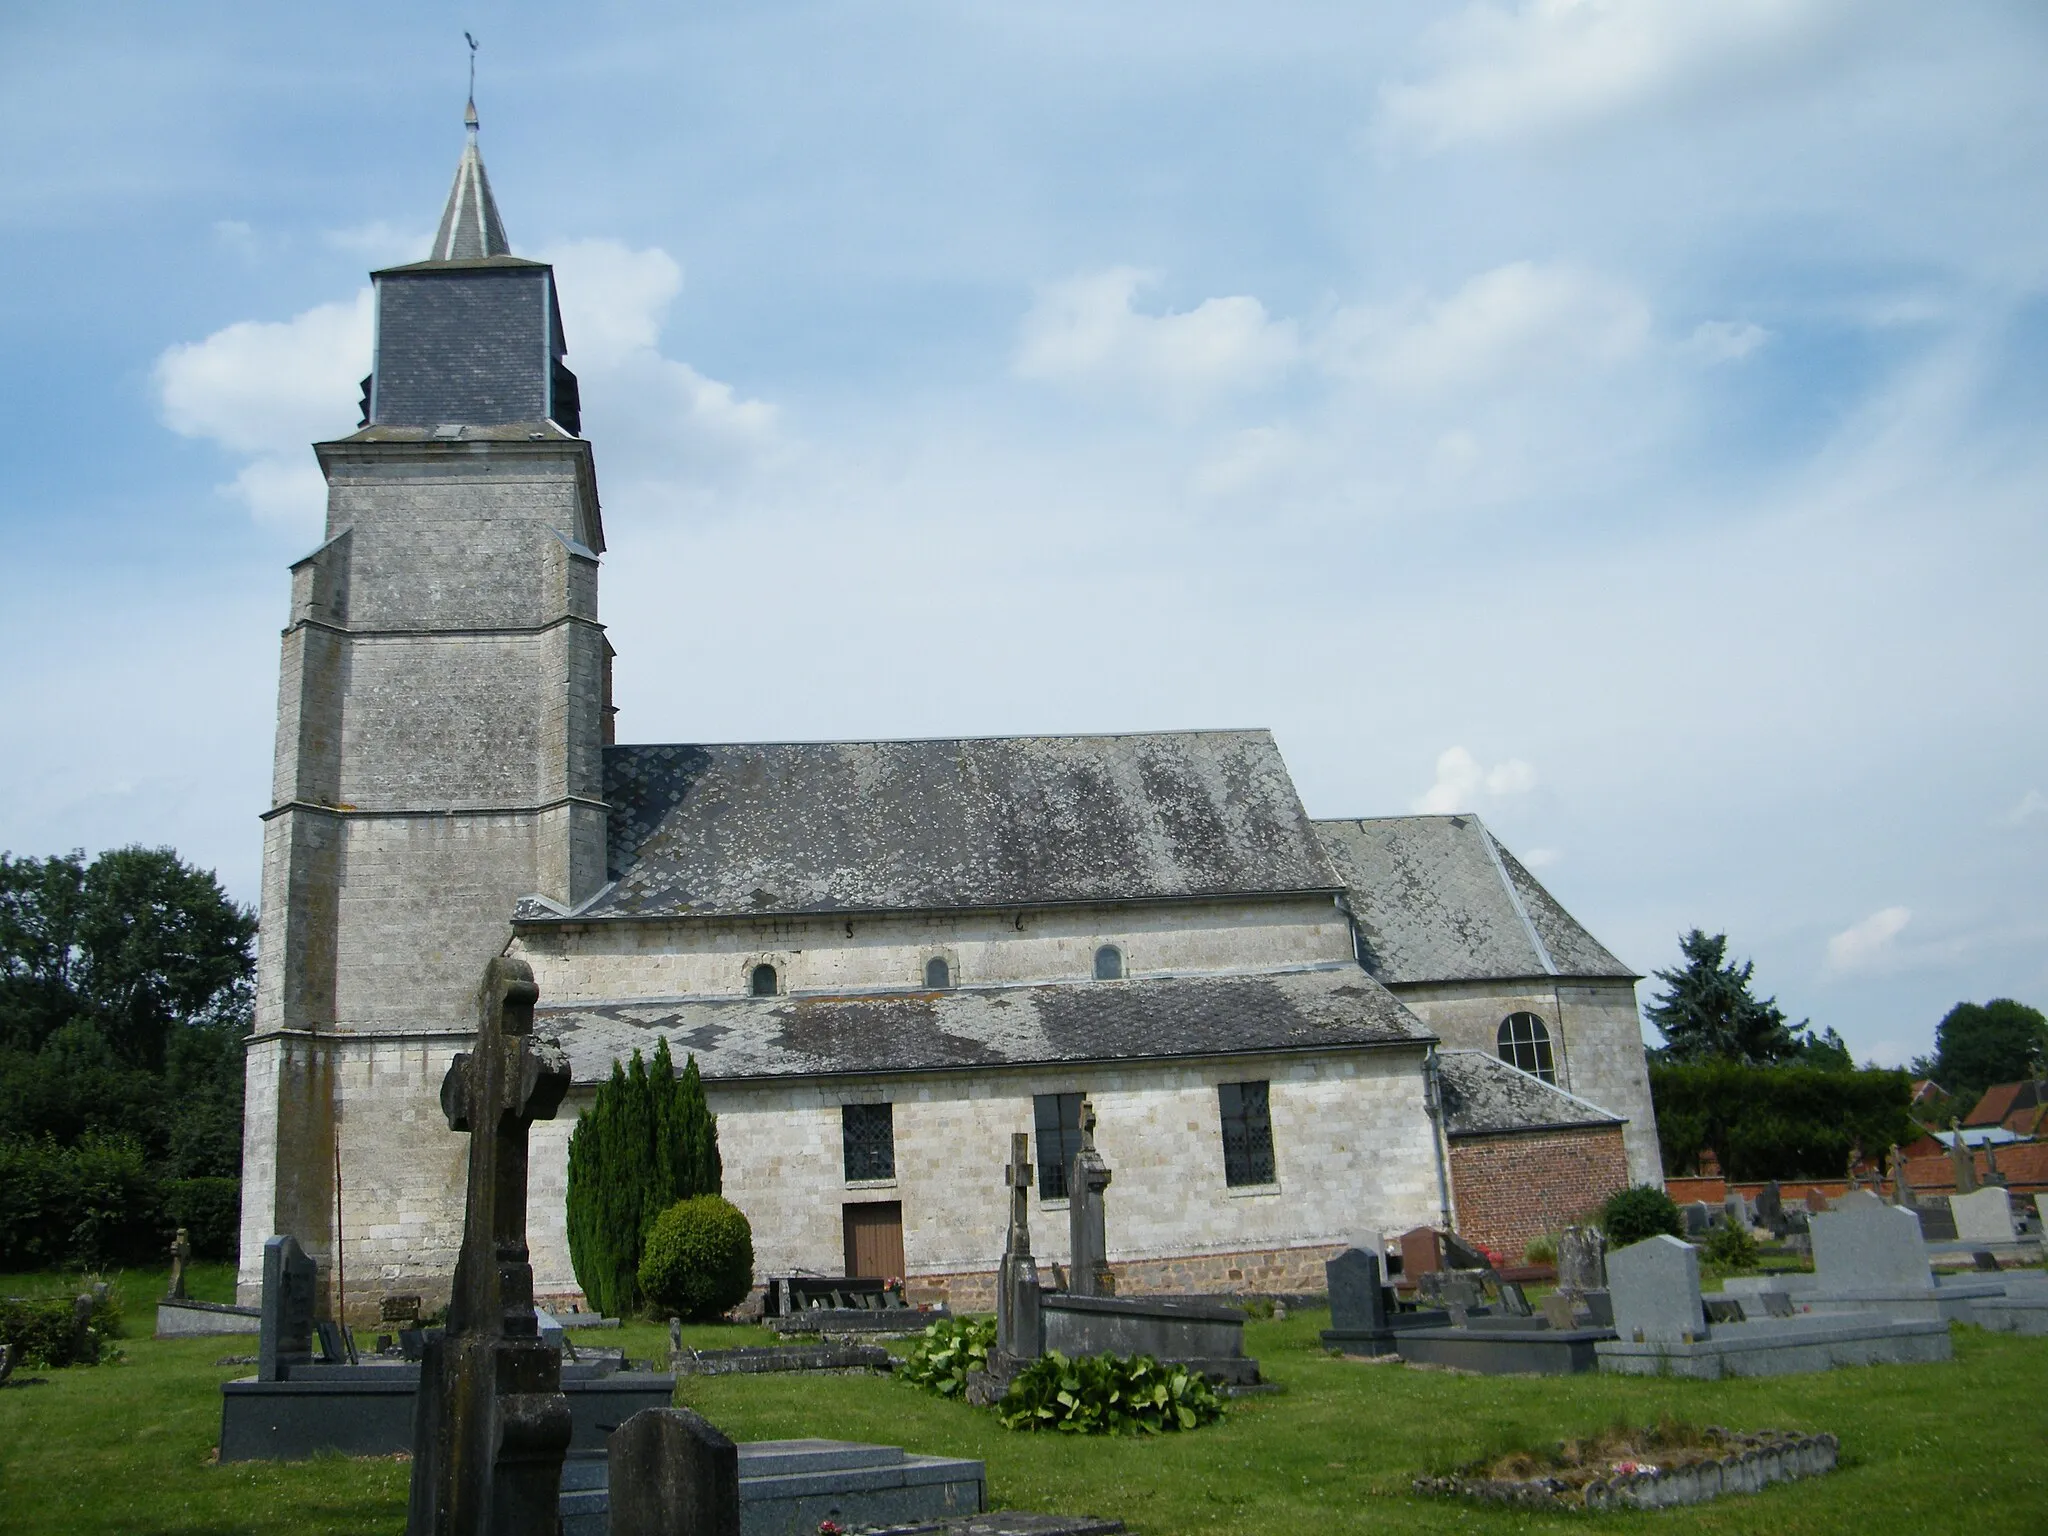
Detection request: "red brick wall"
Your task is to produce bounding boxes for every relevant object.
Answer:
[1448,1126,1630,1263]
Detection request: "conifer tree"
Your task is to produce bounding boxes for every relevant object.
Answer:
[564,1038,721,1317]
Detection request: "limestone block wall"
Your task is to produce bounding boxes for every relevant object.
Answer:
[515,895,1355,1004]
[1389,978,1663,1187]
[525,1045,1440,1308]
[1447,1126,1630,1262]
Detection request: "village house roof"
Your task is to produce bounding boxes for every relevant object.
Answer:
[1312,814,1635,985]
[1964,1079,2048,1131]
[1432,1049,1626,1138]
[533,963,1431,1086]
[563,730,1342,922]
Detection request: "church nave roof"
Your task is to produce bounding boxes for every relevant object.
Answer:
[533,963,1431,1085]
[581,730,1341,921]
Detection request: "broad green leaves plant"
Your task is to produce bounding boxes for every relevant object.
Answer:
[898,1315,994,1397]
[997,1350,1225,1435]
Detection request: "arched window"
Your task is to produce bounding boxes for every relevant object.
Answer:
[1497,1012,1556,1084]
[750,962,778,998]
[924,956,951,989]
[1093,945,1124,981]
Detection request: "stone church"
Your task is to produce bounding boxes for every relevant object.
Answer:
[238,111,1662,1317]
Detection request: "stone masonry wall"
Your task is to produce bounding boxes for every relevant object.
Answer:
[515,895,1355,1005]
[526,1046,1441,1308]
[909,1243,1346,1311]
[1391,978,1663,1187]
[1447,1125,1630,1263]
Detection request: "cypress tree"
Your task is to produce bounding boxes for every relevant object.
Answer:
[564,1041,723,1317]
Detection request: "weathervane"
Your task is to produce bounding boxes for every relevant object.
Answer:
[464,32,480,129]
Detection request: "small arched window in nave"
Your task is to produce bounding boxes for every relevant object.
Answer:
[1497,1011,1556,1084]
[750,962,779,997]
[1093,945,1124,981]
[925,955,952,989]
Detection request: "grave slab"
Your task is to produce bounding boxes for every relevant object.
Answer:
[1595,1314,1951,1379]
[155,1298,262,1338]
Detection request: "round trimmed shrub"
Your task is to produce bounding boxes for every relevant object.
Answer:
[637,1196,755,1321]
[1599,1184,1684,1248]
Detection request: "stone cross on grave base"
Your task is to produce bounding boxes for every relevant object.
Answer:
[1068,1097,1115,1298]
[166,1227,191,1300]
[407,956,573,1536]
[996,1132,1042,1369]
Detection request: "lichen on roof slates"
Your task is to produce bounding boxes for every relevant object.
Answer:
[587,730,1339,920]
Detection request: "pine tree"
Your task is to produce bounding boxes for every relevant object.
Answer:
[1646,930,1819,1066]
[564,1040,721,1317]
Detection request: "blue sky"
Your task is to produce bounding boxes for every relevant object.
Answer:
[3,2,2045,1067]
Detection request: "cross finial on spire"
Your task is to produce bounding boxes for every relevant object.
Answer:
[464,32,480,130]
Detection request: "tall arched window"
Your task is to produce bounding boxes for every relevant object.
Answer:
[1497,1012,1556,1084]
[924,956,952,989]
[1093,945,1124,981]
[750,962,779,997]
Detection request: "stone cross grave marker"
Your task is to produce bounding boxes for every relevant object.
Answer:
[1755,1182,1784,1236]
[1811,1189,1932,1290]
[166,1227,191,1300]
[997,1132,1043,1369]
[1608,1235,1707,1344]
[257,1234,318,1382]
[406,956,573,1536]
[1949,1121,1977,1194]
[1068,1097,1115,1298]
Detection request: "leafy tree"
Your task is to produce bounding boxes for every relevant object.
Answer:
[564,1038,721,1318]
[1599,1185,1683,1247]
[1911,999,2048,1104]
[0,847,253,1179]
[1646,930,1846,1067]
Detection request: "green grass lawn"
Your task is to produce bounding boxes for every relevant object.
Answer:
[2,1274,2043,1535]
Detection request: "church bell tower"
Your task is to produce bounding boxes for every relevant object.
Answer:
[239,102,611,1312]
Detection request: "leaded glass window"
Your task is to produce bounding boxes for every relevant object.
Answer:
[1218,1080,1276,1187]
[1034,1092,1084,1200]
[842,1102,895,1182]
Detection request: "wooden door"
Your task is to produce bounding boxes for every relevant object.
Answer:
[842,1201,905,1280]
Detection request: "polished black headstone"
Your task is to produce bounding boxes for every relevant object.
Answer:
[258,1235,318,1382]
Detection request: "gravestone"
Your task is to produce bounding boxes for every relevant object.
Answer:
[1067,1098,1115,1298]
[1398,1228,1443,1285]
[1915,1196,1958,1242]
[1811,1191,1932,1289]
[1722,1191,1751,1230]
[1498,1282,1533,1318]
[1949,1123,1977,1194]
[166,1228,191,1300]
[257,1235,318,1381]
[1890,1147,1915,1208]
[1539,1293,1575,1330]
[1608,1236,1706,1344]
[406,956,574,1536]
[383,1295,424,1327]
[607,1407,742,1536]
[1972,1250,2002,1273]
[1951,1187,2016,1244]
[1755,1183,1784,1236]
[1683,1202,1715,1238]
[2036,1194,2048,1230]
[996,1132,1043,1371]
[1804,1190,1831,1214]
[1325,1247,1391,1336]
[1556,1226,1607,1299]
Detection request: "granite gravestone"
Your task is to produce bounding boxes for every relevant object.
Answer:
[1067,1099,1115,1298]
[1755,1183,1784,1237]
[406,957,574,1536]
[258,1234,318,1382]
[1683,1202,1715,1238]
[607,1407,741,1536]
[1722,1192,1751,1230]
[1608,1236,1707,1345]
[1326,1248,1390,1334]
[996,1133,1043,1372]
[1951,1187,2016,1244]
[1810,1191,1932,1289]
[1556,1226,1607,1300]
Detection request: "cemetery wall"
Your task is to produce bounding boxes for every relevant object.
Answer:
[1385,977,1662,1187]
[1447,1124,1630,1262]
[514,894,1355,1002]
[526,1044,1442,1308]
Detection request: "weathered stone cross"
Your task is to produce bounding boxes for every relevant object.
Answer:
[1068,1095,1115,1298]
[995,1132,1041,1371]
[407,955,574,1536]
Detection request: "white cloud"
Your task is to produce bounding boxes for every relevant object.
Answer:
[1685,319,1771,364]
[1016,267,1299,409]
[154,290,372,526]
[2006,789,2046,826]
[323,221,432,267]
[1414,746,1539,814]
[1826,906,1913,975]
[1326,262,1649,396]
[541,240,687,372]
[1520,847,1560,869]
[1380,0,1855,151]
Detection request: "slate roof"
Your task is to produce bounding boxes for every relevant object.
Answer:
[429,104,510,262]
[532,965,1432,1086]
[572,730,1342,921]
[1312,815,1633,985]
[1433,1050,1624,1138]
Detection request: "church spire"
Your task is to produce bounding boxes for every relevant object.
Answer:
[428,93,511,262]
